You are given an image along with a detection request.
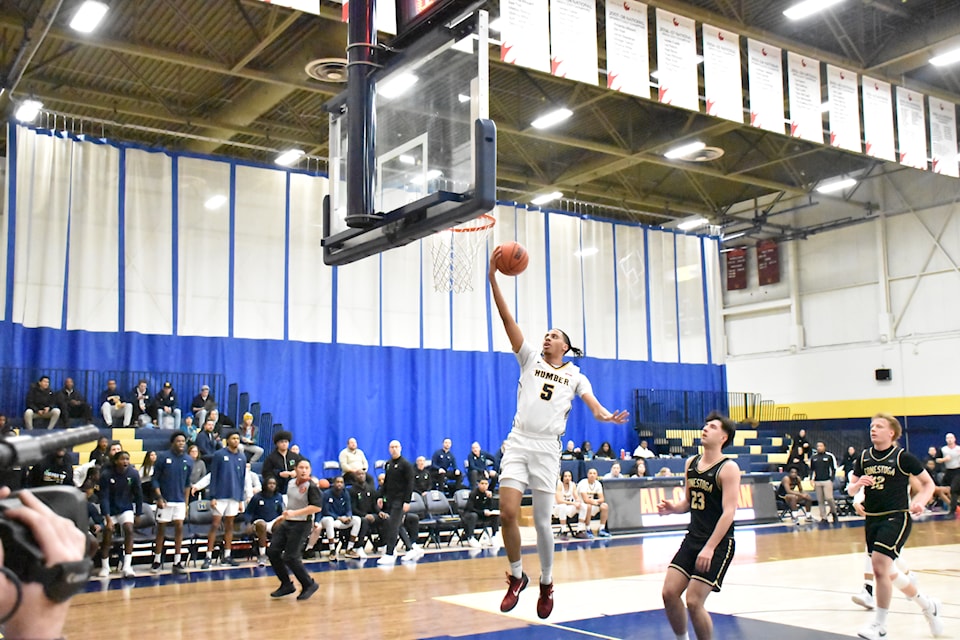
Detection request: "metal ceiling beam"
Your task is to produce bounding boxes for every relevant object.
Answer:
[0,12,342,97]
[863,7,960,75]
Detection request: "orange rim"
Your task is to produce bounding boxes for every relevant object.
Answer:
[447,213,496,233]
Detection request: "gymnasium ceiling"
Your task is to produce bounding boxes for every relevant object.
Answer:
[1,0,960,245]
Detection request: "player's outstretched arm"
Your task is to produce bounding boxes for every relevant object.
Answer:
[488,248,523,353]
[580,393,629,424]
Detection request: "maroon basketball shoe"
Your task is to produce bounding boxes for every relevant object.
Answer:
[500,572,529,612]
[537,582,554,619]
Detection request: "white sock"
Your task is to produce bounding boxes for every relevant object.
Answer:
[206,551,212,559]
[675,633,689,640]
[875,607,889,626]
[223,549,231,558]
[154,553,161,563]
[122,554,132,569]
[174,553,181,564]
[911,592,932,611]
[258,547,266,556]
[540,569,552,586]
[101,557,110,568]
[510,559,523,579]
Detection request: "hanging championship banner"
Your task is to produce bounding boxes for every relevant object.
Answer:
[655,9,698,112]
[702,24,742,123]
[725,249,747,291]
[862,76,895,162]
[605,0,650,98]
[929,98,959,177]
[757,240,780,286]
[896,87,927,170]
[550,0,598,84]
[748,39,784,133]
[786,52,822,143]
[827,65,861,152]
[501,0,550,73]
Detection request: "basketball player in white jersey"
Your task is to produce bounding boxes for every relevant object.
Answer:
[488,248,629,619]
[553,469,581,537]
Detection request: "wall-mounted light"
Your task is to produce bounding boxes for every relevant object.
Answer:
[70,1,109,33]
[274,149,305,166]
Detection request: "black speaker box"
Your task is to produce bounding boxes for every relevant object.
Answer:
[875,368,892,381]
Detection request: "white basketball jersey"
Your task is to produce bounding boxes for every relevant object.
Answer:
[512,341,592,437]
[577,478,602,498]
[558,481,577,503]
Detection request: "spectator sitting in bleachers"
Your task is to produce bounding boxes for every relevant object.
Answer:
[777,467,813,520]
[100,379,132,428]
[461,477,499,548]
[206,408,235,436]
[560,440,580,461]
[466,441,498,489]
[56,377,93,424]
[88,436,112,467]
[155,382,181,430]
[603,462,624,479]
[180,415,198,442]
[24,375,61,430]
[98,450,143,578]
[840,445,858,478]
[27,447,73,487]
[316,475,361,560]
[349,471,380,554]
[594,442,616,460]
[130,379,156,428]
[244,462,262,503]
[191,384,214,427]
[413,456,432,494]
[338,437,369,485]
[244,476,284,566]
[195,418,222,466]
[924,446,944,476]
[553,470,581,538]
[0,413,12,436]
[630,458,648,477]
[580,441,595,461]
[187,443,207,500]
[431,438,464,496]
[575,468,610,538]
[139,451,157,504]
[632,440,656,459]
[655,467,673,477]
[238,412,265,464]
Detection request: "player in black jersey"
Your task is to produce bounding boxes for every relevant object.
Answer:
[848,412,943,640]
[658,412,739,640]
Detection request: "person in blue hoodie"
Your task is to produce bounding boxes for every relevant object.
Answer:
[151,432,193,574]
[97,450,143,578]
[202,430,246,569]
[244,476,285,566]
[317,475,361,560]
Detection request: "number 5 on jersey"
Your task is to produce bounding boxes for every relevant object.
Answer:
[540,383,554,400]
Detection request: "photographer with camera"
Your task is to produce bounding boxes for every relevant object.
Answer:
[0,486,90,639]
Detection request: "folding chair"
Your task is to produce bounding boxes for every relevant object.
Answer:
[409,492,438,548]
[185,499,214,565]
[424,490,463,546]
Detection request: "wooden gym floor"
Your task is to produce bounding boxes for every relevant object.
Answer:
[68,516,959,639]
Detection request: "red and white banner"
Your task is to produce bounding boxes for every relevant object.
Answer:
[827,65,861,152]
[501,0,550,74]
[550,0,598,84]
[605,0,649,98]
[655,9,698,112]
[929,98,958,177]
[896,87,927,170]
[747,39,784,133]
[862,76,895,162]
[786,52,822,142]
[702,24,742,122]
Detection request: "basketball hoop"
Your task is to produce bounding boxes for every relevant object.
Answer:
[430,213,496,293]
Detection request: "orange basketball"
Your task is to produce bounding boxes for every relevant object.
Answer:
[495,241,529,276]
[317,478,330,489]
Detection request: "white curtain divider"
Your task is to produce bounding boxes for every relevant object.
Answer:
[124,148,172,334]
[288,173,332,343]
[177,157,230,337]
[335,249,380,346]
[514,207,549,342]
[675,233,708,364]
[580,218,616,359]
[1,148,10,320]
[382,241,422,348]
[614,224,648,361]
[703,237,723,364]
[233,165,286,340]
[649,231,679,362]
[488,204,519,353]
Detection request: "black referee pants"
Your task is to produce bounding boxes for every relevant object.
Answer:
[268,519,314,588]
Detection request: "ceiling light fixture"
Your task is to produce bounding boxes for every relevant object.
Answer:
[664,141,706,160]
[14,99,43,123]
[783,0,845,21]
[930,47,960,67]
[70,0,109,33]
[816,177,857,193]
[274,149,305,166]
[378,73,419,100]
[531,108,572,129]
[531,191,563,206]
[721,231,747,241]
[204,195,227,210]
[677,216,709,231]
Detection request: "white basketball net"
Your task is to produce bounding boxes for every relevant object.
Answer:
[431,213,496,293]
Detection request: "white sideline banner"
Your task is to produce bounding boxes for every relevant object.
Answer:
[929,98,958,177]
[896,87,927,170]
[786,51,822,143]
[550,0,598,85]
[827,65,861,152]
[702,24,742,123]
[605,0,649,98]
[862,76,895,162]
[655,9,698,112]
[748,39,784,134]
[500,0,550,74]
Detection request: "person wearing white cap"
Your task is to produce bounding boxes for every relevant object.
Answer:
[239,411,265,463]
[191,384,214,427]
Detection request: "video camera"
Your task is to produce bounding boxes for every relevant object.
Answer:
[0,426,99,601]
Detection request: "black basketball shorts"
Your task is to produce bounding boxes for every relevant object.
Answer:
[669,535,736,592]
[865,512,912,560]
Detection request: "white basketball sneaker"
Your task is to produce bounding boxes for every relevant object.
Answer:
[923,598,943,637]
[857,621,887,640]
[852,588,876,610]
